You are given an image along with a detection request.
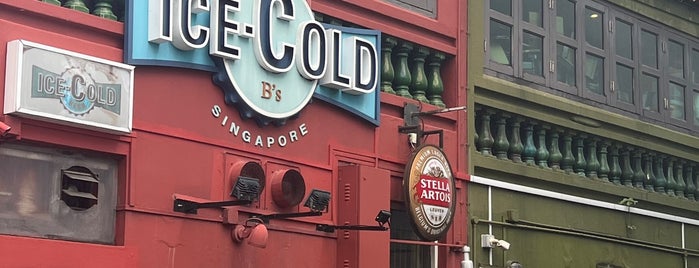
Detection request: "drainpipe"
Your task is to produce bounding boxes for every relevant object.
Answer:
[461,246,474,268]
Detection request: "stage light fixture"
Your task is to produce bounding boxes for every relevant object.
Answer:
[255,189,331,221]
[304,189,331,212]
[230,176,262,202]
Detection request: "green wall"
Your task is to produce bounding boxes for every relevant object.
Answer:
[469,183,698,267]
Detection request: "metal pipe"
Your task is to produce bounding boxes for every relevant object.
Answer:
[461,246,474,268]
[389,239,464,248]
[473,218,699,257]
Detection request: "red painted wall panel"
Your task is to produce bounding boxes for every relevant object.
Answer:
[0,235,138,267]
[0,0,469,267]
[336,165,391,268]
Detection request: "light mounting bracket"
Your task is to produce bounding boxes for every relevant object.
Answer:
[397,102,466,149]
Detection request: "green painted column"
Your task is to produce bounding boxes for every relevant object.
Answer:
[548,128,563,170]
[522,121,537,166]
[675,160,686,198]
[686,163,697,201]
[474,107,482,153]
[632,149,645,189]
[694,166,699,200]
[620,146,634,187]
[474,126,480,152]
[426,52,446,108]
[476,109,495,156]
[609,144,622,185]
[508,116,524,163]
[493,113,510,160]
[560,131,575,173]
[598,141,610,182]
[41,0,62,5]
[314,13,326,22]
[114,0,125,21]
[666,158,678,197]
[392,41,413,98]
[573,134,587,176]
[63,0,90,13]
[380,36,397,94]
[643,152,656,192]
[654,154,667,193]
[409,46,430,103]
[535,125,550,169]
[585,137,600,179]
[92,0,118,20]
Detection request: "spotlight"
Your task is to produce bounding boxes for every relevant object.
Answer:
[256,189,331,221]
[304,189,331,212]
[375,210,391,227]
[232,218,268,248]
[230,176,261,202]
[0,121,11,137]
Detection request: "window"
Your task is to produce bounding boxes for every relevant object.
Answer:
[491,0,512,16]
[485,0,699,133]
[520,0,546,84]
[610,14,637,112]
[487,0,547,84]
[691,49,699,131]
[693,89,699,129]
[390,203,432,268]
[490,19,513,66]
[640,23,663,119]
[0,143,118,244]
[666,35,690,124]
[385,0,437,18]
[488,0,515,76]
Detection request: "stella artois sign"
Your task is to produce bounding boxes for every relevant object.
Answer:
[404,144,455,241]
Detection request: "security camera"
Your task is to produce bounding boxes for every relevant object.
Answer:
[0,121,10,137]
[495,239,511,250]
[481,234,512,250]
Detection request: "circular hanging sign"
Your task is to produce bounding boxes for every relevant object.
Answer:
[403,144,456,241]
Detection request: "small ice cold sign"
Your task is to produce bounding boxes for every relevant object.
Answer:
[404,145,455,241]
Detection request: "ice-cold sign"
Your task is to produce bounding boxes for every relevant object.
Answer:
[404,145,455,241]
[125,0,381,126]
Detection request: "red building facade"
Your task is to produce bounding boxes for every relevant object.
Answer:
[0,1,468,267]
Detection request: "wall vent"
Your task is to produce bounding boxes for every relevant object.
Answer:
[60,166,99,211]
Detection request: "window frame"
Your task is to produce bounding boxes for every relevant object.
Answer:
[519,0,549,84]
[638,21,664,121]
[690,46,699,132]
[609,12,639,113]
[579,1,609,103]
[550,0,581,94]
[484,0,699,133]
[486,1,517,76]
[692,88,699,131]
[663,32,691,126]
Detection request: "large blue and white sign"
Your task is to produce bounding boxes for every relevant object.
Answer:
[125,0,381,126]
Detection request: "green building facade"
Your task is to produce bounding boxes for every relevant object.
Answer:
[468,0,699,267]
